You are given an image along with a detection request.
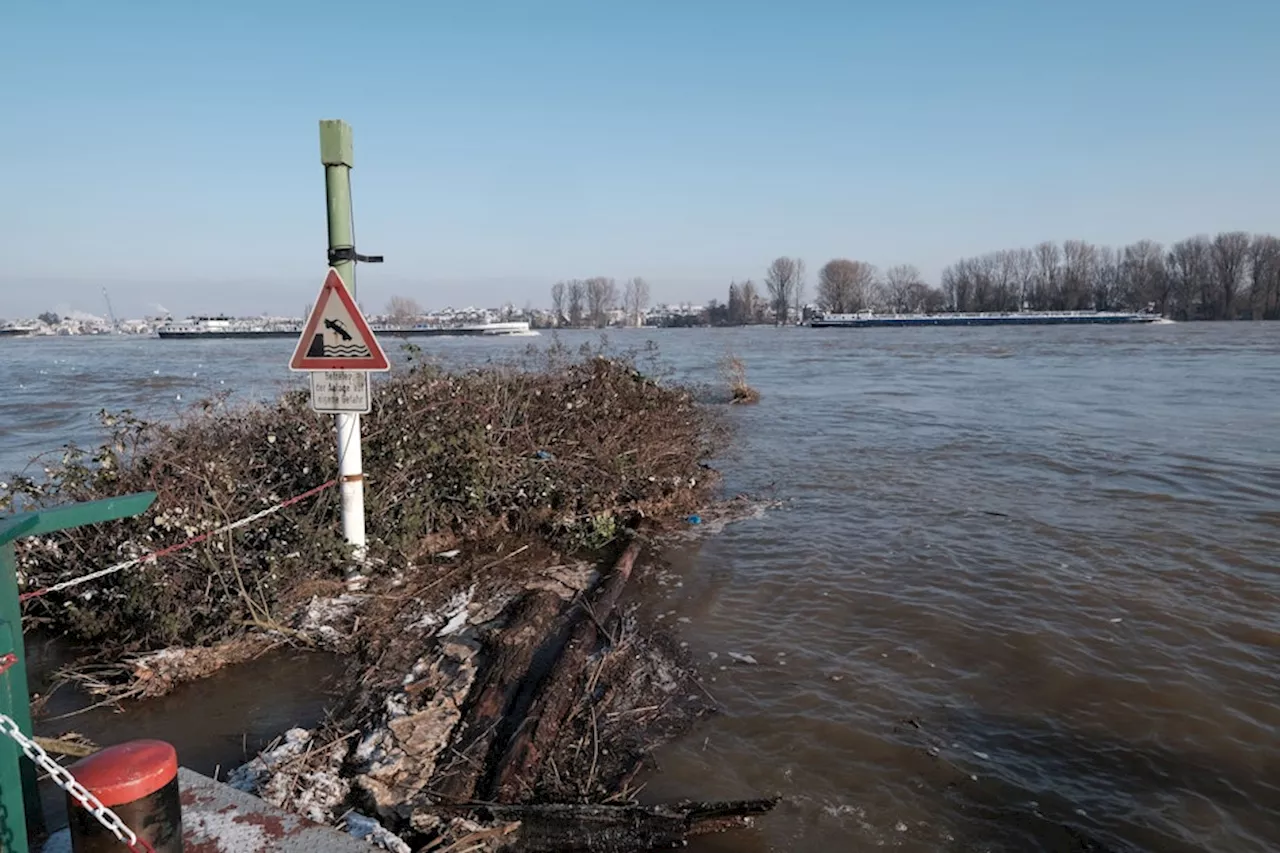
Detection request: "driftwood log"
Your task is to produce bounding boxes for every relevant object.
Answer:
[413,799,780,852]
[412,536,777,851]
[490,538,642,801]
[428,588,566,803]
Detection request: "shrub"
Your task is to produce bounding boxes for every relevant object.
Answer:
[5,347,724,651]
[721,353,760,404]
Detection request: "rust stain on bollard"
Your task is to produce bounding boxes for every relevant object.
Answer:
[67,739,182,853]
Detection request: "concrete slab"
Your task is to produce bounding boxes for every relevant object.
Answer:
[42,767,372,852]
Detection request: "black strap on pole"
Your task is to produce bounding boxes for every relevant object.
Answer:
[327,246,384,265]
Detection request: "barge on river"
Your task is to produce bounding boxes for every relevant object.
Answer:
[157,317,538,338]
[810,309,1163,328]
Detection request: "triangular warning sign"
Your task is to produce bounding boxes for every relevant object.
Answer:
[290,268,390,371]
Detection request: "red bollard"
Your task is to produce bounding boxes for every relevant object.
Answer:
[66,739,183,852]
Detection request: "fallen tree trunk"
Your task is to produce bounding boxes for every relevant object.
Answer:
[487,538,642,801]
[429,589,565,803]
[412,798,780,852]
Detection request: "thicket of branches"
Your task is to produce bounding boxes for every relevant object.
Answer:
[5,343,723,650]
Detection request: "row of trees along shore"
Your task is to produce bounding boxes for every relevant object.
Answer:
[539,231,1280,328]
[548,277,651,327]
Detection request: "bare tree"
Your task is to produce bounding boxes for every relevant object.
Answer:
[1061,240,1097,311]
[1248,234,1280,320]
[739,279,760,323]
[919,286,946,314]
[941,258,981,311]
[816,259,877,314]
[551,281,566,325]
[1010,248,1036,310]
[386,295,422,325]
[1031,242,1061,311]
[765,257,805,324]
[881,265,923,313]
[1211,231,1251,319]
[1091,246,1121,311]
[1166,236,1212,320]
[991,251,1020,312]
[567,279,586,327]
[585,276,617,327]
[792,259,808,322]
[622,277,649,327]
[1119,240,1168,312]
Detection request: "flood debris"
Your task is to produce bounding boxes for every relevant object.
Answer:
[351,632,483,818]
[226,540,776,851]
[227,727,350,824]
[9,344,779,850]
[122,635,283,698]
[343,812,412,853]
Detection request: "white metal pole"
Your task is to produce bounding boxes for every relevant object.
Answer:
[336,412,366,561]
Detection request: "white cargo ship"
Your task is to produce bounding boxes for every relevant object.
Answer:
[158,317,538,339]
[810,309,1162,328]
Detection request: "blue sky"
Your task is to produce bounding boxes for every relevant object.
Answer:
[6,0,1279,319]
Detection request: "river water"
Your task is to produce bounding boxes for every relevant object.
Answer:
[2,324,1278,852]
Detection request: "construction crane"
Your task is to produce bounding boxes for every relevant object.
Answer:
[102,287,119,332]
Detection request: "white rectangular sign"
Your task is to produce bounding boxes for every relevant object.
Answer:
[309,370,371,413]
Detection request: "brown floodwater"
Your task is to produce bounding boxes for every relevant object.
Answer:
[5,323,1278,851]
[24,637,344,833]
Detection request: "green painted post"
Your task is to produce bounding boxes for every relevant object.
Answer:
[318,119,368,562]
[0,492,156,850]
[319,119,356,297]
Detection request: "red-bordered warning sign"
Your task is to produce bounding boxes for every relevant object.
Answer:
[290,268,390,371]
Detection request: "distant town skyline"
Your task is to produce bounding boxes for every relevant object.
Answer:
[7,1,1279,319]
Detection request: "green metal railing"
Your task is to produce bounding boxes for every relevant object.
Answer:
[0,492,156,851]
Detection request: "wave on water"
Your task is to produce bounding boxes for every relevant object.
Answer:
[323,344,371,357]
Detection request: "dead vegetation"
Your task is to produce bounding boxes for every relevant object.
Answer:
[720,353,760,404]
[6,341,723,654]
[230,537,776,851]
[5,341,779,850]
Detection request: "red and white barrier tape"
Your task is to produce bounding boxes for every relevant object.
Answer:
[19,479,338,602]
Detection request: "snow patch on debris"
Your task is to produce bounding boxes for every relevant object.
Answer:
[352,633,482,820]
[228,727,351,824]
[412,585,474,633]
[298,593,367,649]
[345,812,412,853]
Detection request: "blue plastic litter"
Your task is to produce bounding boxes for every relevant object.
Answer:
[687,514,702,525]
[535,450,555,460]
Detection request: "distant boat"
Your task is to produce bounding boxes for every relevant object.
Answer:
[809,310,1163,328]
[0,326,36,337]
[157,316,539,339]
[157,316,302,339]
[376,321,539,337]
